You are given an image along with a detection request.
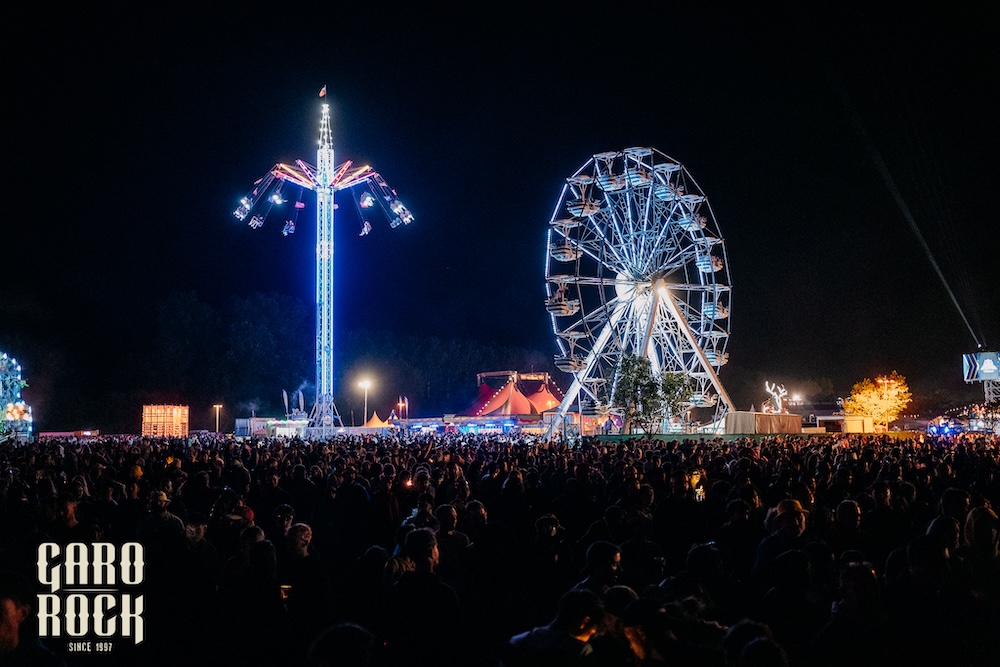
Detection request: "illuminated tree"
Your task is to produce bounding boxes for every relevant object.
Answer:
[842,371,912,432]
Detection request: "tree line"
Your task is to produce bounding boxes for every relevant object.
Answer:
[135,291,558,430]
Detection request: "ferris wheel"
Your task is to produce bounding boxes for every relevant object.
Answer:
[545,147,734,432]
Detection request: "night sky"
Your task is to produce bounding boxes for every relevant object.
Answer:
[5,3,997,431]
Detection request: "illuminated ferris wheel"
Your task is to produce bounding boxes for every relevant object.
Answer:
[545,147,734,431]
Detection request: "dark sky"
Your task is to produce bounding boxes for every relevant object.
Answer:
[5,3,998,430]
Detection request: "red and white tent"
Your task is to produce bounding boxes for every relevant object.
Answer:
[463,371,565,417]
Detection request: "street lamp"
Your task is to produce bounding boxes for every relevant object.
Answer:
[358,380,371,425]
[213,404,223,433]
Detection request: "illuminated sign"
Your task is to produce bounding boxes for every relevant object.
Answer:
[963,352,1000,382]
[36,542,146,651]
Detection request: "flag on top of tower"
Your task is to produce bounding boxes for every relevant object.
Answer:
[319,85,327,97]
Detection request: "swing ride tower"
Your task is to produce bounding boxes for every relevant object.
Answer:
[234,90,413,435]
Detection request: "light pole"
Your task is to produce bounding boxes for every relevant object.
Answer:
[358,380,371,426]
[213,404,223,433]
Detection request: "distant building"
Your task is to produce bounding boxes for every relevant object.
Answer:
[38,430,100,440]
[142,405,189,437]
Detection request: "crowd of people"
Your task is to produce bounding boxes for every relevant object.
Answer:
[1,430,998,666]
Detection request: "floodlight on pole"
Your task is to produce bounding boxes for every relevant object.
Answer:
[359,380,371,425]
[213,404,223,433]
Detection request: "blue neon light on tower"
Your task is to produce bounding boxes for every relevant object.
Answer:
[234,89,413,434]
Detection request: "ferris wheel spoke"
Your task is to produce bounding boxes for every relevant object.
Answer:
[569,295,626,335]
[593,196,627,251]
[577,241,631,277]
[588,214,632,268]
[554,298,630,412]
[645,209,696,272]
[668,283,731,294]
[647,241,698,277]
[637,194,659,268]
[568,276,641,290]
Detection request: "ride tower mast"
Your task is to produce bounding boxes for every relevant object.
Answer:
[234,89,413,436]
[312,99,339,431]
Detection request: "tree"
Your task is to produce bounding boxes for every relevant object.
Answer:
[150,291,222,398]
[221,292,311,416]
[611,356,694,435]
[612,356,660,435]
[661,370,694,428]
[842,371,912,432]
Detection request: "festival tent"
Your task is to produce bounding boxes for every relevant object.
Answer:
[466,379,537,416]
[462,371,567,417]
[524,382,563,413]
[363,411,392,428]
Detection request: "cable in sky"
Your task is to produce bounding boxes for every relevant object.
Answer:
[841,92,985,350]
[796,9,988,350]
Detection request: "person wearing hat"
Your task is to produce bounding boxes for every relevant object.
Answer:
[136,489,186,558]
[751,498,811,597]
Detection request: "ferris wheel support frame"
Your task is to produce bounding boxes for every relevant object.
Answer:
[548,283,734,437]
[550,299,628,429]
[641,282,664,364]
[659,283,734,412]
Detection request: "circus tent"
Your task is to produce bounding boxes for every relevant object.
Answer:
[524,383,562,413]
[463,371,564,417]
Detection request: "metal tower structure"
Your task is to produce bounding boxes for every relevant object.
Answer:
[234,90,413,435]
[1,351,32,443]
